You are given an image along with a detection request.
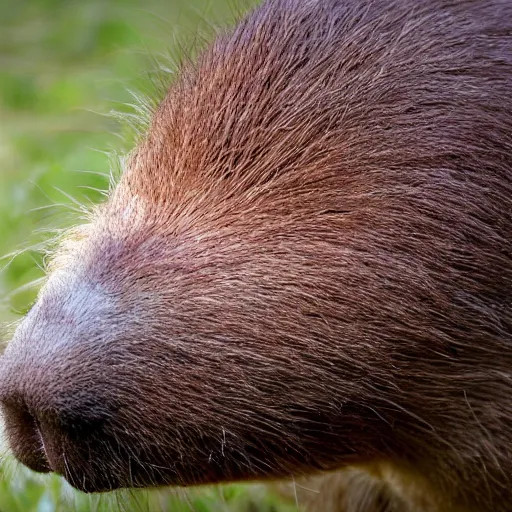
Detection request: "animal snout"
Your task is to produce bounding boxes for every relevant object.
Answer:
[0,355,115,490]
[0,396,52,474]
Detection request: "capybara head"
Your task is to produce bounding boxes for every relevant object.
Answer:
[1,0,511,508]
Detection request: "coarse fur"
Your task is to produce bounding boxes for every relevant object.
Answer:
[1,0,512,511]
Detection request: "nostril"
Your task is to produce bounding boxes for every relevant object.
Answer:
[1,399,52,474]
[32,416,54,470]
[2,391,116,478]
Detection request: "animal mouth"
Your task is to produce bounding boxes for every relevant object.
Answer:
[2,395,266,492]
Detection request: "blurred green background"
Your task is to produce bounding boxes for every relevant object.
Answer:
[0,0,298,510]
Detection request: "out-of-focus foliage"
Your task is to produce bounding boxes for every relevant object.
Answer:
[0,0,298,510]
[0,0,240,321]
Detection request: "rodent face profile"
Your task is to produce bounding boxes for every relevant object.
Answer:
[0,0,511,510]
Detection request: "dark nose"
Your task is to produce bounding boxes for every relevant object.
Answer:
[1,391,112,478]
[0,355,113,483]
[0,354,50,473]
[1,396,52,473]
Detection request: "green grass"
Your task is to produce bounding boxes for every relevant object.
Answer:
[0,0,298,510]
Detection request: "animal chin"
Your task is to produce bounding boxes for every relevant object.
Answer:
[52,436,183,493]
[43,440,128,493]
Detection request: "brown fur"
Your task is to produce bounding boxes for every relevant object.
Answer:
[1,0,512,511]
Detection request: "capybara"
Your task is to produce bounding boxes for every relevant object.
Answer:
[1,0,511,511]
